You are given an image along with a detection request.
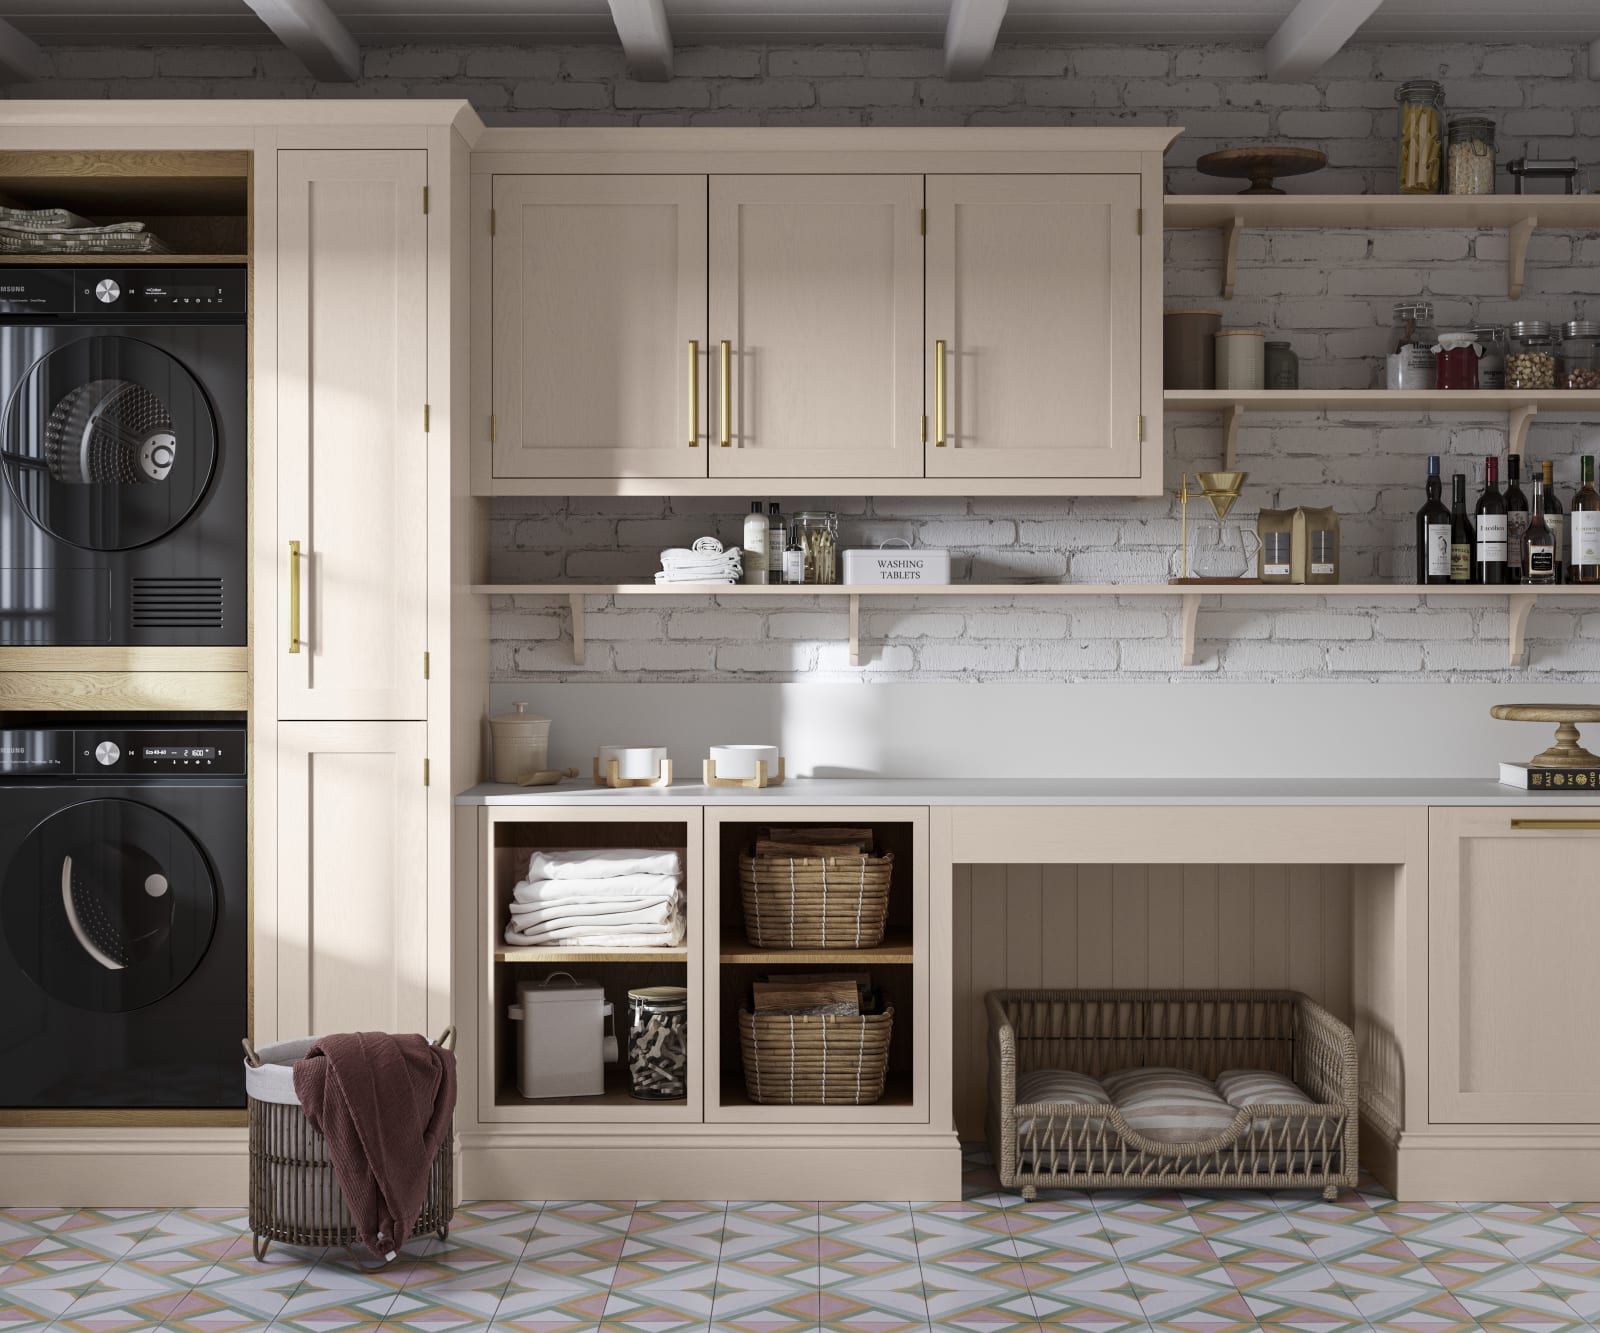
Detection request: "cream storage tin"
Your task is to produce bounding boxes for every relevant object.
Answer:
[489,702,552,784]
[842,541,951,585]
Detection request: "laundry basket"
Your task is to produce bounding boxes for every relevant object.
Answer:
[242,1028,455,1264]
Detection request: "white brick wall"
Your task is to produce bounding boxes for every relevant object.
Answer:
[22,37,1600,684]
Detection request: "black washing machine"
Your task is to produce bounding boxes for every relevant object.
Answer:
[0,721,246,1108]
[0,267,246,646]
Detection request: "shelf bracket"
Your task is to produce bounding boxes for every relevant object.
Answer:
[848,593,861,667]
[1224,403,1244,470]
[1221,214,1244,299]
[1180,592,1201,667]
[1508,215,1538,300]
[569,592,586,666]
[1508,591,1536,668]
[1508,403,1538,459]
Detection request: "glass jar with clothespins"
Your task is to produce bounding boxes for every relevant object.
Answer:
[1172,471,1258,583]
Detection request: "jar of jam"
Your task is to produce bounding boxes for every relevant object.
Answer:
[1434,332,1480,390]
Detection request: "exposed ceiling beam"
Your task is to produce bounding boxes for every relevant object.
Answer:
[608,0,673,81]
[242,0,361,81]
[0,18,44,83]
[1265,0,1384,81]
[944,0,1009,79]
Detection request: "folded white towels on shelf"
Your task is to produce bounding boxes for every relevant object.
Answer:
[505,848,686,949]
[656,538,742,585]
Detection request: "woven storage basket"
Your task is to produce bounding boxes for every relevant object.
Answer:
[244,1030,455,1264]
[738,849,893,949]
[738,1004,893,1104]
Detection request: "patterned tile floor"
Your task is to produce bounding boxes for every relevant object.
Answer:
[7,1148,1600,1333]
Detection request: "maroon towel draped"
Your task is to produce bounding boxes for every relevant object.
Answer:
[292,1031,456,1257]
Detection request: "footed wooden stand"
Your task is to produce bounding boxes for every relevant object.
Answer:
[1490,704,1600,768]
[593,756,673,788]
[703,757,785,789]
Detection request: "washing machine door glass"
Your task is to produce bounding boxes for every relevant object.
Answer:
[1,797,218,1012]
[0,334,217,552]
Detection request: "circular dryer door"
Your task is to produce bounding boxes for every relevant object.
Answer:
[0,334,217,551]
[1,798,218,1013]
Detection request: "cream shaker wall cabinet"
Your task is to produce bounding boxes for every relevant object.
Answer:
[925,175,1145,480]
[1428,807,1600,1125]
[277,149,430,721]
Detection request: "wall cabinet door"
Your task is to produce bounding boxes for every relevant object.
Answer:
[925,175,1143,480]
[1429,807,1600,1123]
[276,721,429,1038]
[277,150,429,721]
[493,175,708,480]
[708,175,923,479]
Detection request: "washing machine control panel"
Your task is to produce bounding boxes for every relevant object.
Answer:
[74,729,245,776]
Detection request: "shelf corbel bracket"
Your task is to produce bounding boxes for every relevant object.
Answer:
[1221,214,1244,299]
[1224,404,1245,470]
[1508,591,1536,668]
[569,592,586,666]
[848,593,862,668]
[1508,215,1538,299]
[1180,592,1201,667]
[1508,403,1538,459]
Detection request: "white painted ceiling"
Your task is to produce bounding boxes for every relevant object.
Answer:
[1,0,1597,46]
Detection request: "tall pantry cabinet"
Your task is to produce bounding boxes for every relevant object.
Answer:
[253,110,488,1048]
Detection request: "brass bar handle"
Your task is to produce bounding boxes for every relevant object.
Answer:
[1510,818,1600,830]
[687,339,699,448]
[719,339,731,447]
[934,338,947,447]
[288,540,301,654]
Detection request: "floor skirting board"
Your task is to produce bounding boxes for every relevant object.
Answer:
[0,1128,248,1207]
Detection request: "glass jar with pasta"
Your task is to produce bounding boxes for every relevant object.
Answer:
[1396,80,1445,195]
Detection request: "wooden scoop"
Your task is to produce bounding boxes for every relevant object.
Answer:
[516,767,579,787]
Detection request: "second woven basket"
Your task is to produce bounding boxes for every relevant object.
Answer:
[738,849,893,949]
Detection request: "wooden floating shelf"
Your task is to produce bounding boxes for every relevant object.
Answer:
[0,254,248,265]
[478,582,1592,672]
[1165,192,1600,301]
[496,945,689,963]
[720,931,914,966]
[495,1066,687,1117]
[1166,389,1600,467]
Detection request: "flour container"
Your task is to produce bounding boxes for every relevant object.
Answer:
[490,702,551,784]
[507,973,617,1099]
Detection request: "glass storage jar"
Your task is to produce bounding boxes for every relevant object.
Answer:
[628,986,688,1101]
[790,511,839,585]
[1388,301,1438,389]
[1506,321,1558,389]
[1264,340,1299,389]
[1471,325,1507,389]
[1560,319,1600,389]
[1396,80,1445,194]
[1447,116,1496,195]
[1435,332,1480,390]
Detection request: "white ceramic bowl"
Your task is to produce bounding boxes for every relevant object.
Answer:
[709,744,780,780]
[597,745,668,780]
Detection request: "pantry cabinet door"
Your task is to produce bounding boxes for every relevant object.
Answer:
[493,175,708,479]
[277,150,429,722]
[708,175,923,479]
[1429,807,1600,1123]
[276,721,429,1039]
[925,175,1143,479]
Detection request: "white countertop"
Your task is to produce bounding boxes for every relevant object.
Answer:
[455,777,1600,807]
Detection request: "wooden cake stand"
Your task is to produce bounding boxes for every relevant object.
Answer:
[1196,146,1328,195]
[1490,703,1600,768]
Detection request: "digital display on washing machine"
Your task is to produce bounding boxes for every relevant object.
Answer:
[142,747,218,760]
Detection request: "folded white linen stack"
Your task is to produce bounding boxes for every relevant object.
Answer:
[655,539,742,585]
[505,848,686,948]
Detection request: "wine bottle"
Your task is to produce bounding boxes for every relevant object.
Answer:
[1474,456,1509,584]
[1416,455,1452,584]
[1448,474,1474,583]
[1523,481,1557,585]
[1541,460,1566,583]
[1573,454,1600,584]
[1503,453,1529,584]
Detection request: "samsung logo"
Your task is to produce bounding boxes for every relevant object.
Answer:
[0,286,25,293]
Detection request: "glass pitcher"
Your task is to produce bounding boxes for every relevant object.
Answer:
[1189,523,1263,580]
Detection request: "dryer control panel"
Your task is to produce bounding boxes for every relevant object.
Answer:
[0,727,245,776]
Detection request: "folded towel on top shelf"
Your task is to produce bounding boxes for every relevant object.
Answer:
[527,849,681,880]
[506,847,686,950]
[513,873,681,905]
[655,540,742,585]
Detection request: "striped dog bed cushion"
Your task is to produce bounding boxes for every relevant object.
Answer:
[1015,1069,1109,1136]
[1101,1066,1239,1144]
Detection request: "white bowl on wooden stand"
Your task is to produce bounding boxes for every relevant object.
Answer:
[704,744,785,789]
[594,745,671,788]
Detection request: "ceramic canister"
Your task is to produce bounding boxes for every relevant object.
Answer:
[490,701,551,783]
[1214,328,1266,390]
[1164,309,1222,389]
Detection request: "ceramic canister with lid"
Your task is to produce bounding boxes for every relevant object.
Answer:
[490,701,552,784]
[1214,329,1265,390]
[1163,309,1222,389]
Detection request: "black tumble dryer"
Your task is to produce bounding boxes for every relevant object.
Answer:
[0,267,246,646]
[0,721,246,1109]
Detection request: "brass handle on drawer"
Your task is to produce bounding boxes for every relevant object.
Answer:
[1510,818,1600,829]
[288,540,301,654]
[687,339,699,448]
[934,339,947,447]
[719,339,731,447]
